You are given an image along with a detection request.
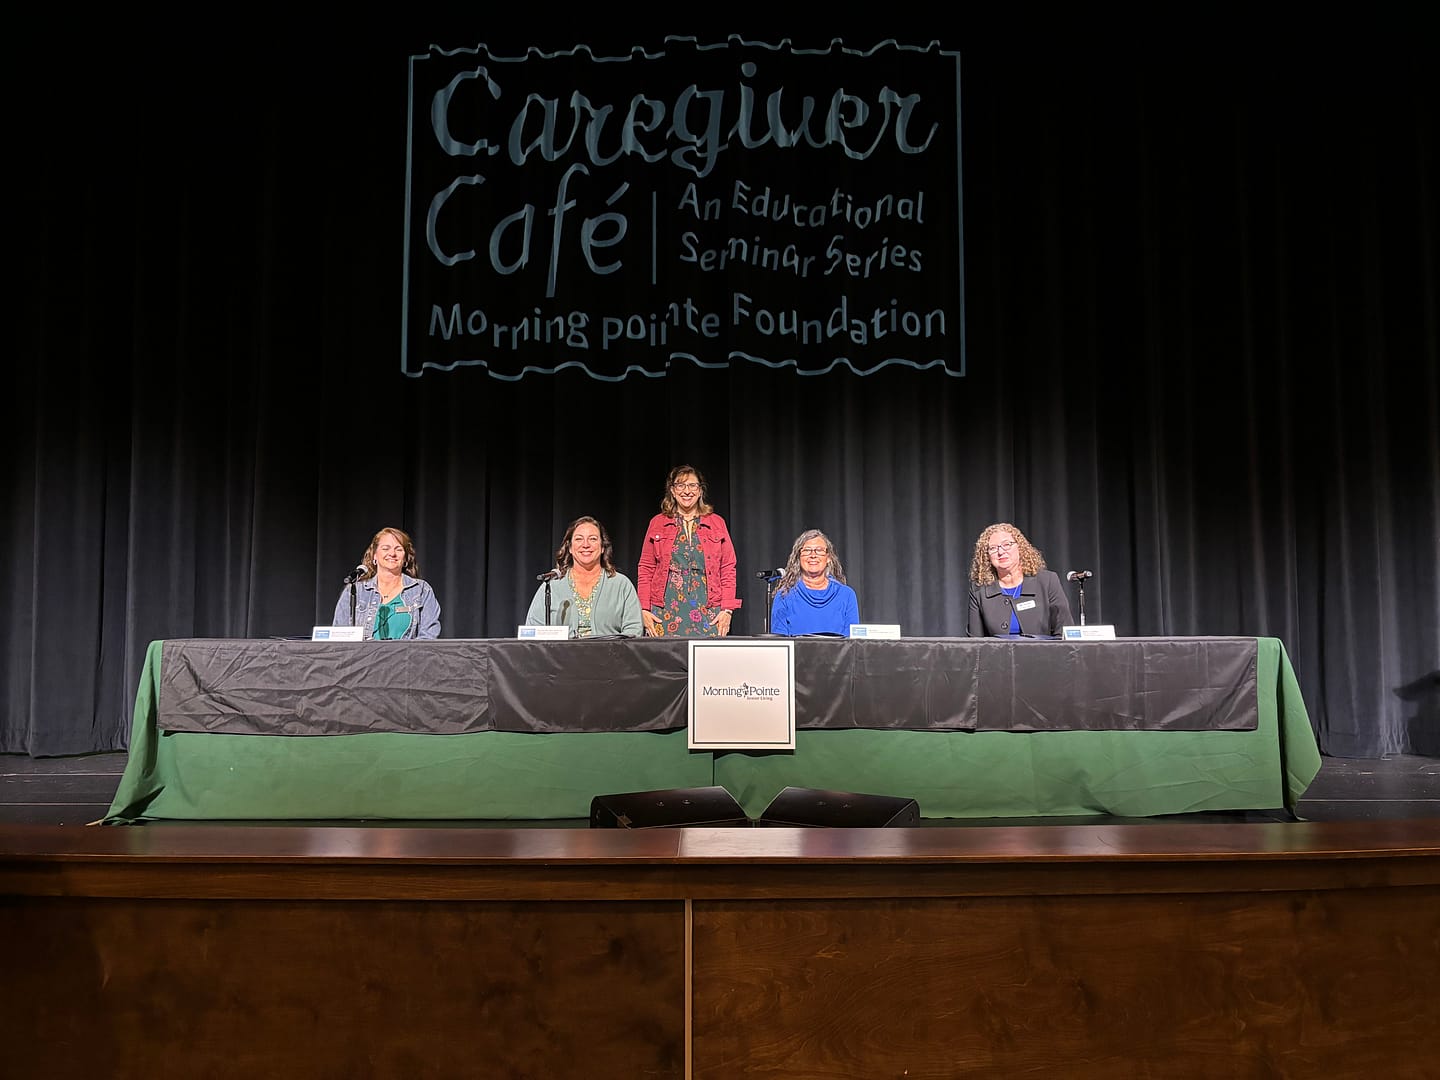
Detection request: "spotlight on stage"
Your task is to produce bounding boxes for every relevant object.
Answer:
[756,786,920,828]
[589,786,751,829]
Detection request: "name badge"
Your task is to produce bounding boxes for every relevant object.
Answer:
[1015,600,1037,612]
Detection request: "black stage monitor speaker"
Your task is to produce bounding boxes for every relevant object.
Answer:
[590,786,751,829]
[757,786,920,828]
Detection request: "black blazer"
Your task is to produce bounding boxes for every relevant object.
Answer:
[967,569,1074,637]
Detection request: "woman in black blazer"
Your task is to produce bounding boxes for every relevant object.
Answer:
[967,522,1073,637]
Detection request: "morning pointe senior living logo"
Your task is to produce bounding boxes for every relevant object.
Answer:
[699,681,783,700]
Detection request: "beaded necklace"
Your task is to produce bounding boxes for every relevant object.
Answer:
[570,571,600,637]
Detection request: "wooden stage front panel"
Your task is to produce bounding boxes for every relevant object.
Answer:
[6,896,686,1078]
[3,821,1437,1079]
[691,889,1435,1078]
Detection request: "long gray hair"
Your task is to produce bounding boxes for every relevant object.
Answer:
[776,529,846,594]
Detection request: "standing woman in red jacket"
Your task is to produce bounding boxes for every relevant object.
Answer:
[636,464,741,636]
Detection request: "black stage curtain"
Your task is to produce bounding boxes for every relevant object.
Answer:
[8,15,1436,756]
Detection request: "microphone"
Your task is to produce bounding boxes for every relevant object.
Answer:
[343,564,367,585]
[755,568,785,580]
[537,568,561,582]
[1066,570,1093,581]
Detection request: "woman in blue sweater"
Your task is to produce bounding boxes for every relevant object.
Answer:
[769,529,860,636]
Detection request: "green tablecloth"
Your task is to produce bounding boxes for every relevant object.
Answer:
[103,637,1321,822]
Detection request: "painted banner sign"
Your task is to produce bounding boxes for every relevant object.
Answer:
[403,36,964,380]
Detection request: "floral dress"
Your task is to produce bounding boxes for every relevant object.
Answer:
[653,520,720,637]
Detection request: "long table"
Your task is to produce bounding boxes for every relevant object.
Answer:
[102,636,1322,822]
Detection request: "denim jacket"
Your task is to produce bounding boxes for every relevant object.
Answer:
[332,574,442,639]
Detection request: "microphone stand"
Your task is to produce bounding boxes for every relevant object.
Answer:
[1076,579,1087,626]
[755,571,782,634]
[536,569,562,625]
[342,565,367,629]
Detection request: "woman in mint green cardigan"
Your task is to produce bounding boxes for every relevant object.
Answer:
[525,516,643,637]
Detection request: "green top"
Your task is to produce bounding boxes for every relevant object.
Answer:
[373,595,413,640]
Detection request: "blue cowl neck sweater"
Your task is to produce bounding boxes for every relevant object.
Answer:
[770,577,860,636]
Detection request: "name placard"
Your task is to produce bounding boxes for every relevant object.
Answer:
[688,639,796,750]
[850,624,901,639]
[1062,625,1117,640]
[312,626,365,641]
[518,625,571,640]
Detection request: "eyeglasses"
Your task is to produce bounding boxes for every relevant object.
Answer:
[986,541,1016,555]
[800,547,828,558]
[672,483,700,492]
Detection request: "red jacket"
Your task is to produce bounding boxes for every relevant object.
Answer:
[636,513,742,612]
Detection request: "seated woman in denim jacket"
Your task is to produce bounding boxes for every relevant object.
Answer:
[332,526,442,639]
